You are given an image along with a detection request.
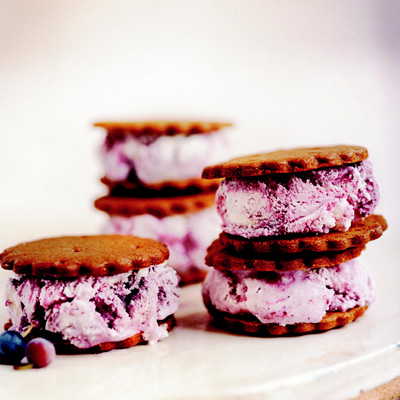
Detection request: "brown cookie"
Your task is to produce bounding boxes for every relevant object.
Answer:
[206,239,364,271]
[94,120,232,137]
[53,315,175,354]
[0,235,169,277]
[101,176,221,196]
[202,145,368,179]
[6,315,176,354]
[219,215,387,254]
[179,268,208,287]
[204,297,367,336]
[95,191,216,219]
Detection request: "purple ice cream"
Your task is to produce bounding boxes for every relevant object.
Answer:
[217,160,379,238]
[103,208,221,280]
[202,258,374,325]
[5,263,180,348]
[101,131,229,185]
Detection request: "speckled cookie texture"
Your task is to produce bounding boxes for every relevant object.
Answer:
[202,145,368,179]
[206,240,365,271]
[218,214,387,254]
[95,192,217,219]
[0,235,169,277]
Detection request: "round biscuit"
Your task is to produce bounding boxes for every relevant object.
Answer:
[101,176,220,196]
[94,120,232,137]
[206,239,365,271]
[0,235,169,277]
[204,297,367,336]
[179,268,208,286]
[94,192,216,218]
[219,215,387,254]
[54,315,176,353]
[202,145,368,179]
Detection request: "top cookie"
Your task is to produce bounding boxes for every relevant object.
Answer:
[0,235,169,277]
[202,145,368,179]
[94,120,232,137]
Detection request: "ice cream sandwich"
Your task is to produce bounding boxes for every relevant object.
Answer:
[95,120,231,193]
[201,145,387,335]
[1,235,180,352]
[94,120,232,285]
[203,145,379,238]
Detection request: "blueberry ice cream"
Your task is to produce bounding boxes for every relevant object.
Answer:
[217,160,379,238]
[202,258,374,325]
[5,263,180,349]
[101,130,229,186]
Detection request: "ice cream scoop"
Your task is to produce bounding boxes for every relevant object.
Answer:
[100,125,230,186]
[216,160,379,238]
[6,263,179,348]
[202,258,374,326]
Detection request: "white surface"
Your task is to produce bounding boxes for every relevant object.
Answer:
[0,234,398,400]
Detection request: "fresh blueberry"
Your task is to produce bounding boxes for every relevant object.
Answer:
[0,331,27,364]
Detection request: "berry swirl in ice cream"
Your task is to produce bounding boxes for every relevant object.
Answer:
[5,263,179,348]
[216,160,379,238]
[96,120,231,188]
[202,258,374,326]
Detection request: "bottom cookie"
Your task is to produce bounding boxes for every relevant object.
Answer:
[179,268,208,286]
[57,315,176,354]
[204,298,367,336]
[5,315,176,354]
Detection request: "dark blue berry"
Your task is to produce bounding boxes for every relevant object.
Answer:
[0,331,27,364]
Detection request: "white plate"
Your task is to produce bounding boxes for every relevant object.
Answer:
[0,238,398,400]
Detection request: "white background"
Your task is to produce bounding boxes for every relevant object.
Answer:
[1,1,399,246]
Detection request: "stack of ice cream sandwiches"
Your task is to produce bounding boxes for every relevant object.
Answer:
[201,145,387,335]
[94,120,232,285]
